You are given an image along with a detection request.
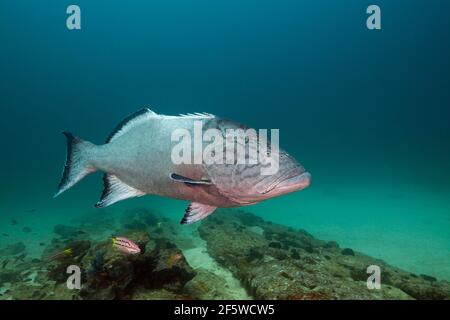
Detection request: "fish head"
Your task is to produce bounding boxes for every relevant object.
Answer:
[208,151,311,204]
[202,119,311,204]
[249,152,311,201]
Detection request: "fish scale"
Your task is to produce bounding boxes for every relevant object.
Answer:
[54,108,311,224]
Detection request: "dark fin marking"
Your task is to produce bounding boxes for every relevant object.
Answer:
[54,132,96,198]
[170,173,212,186]
[180,202,217,224]
[95,174,145,208]
[105,108,156,143]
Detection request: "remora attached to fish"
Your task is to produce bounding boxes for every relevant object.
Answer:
[54,108,311,224]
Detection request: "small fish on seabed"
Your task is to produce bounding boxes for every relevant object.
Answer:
[22,227,32,233]
[112,237,141,255]
[2,233,9,237]
[48,248,73,261]
[10,219,18,226]
[166,253,183,268]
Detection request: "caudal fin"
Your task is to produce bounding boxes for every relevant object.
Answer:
[54,132,96,198]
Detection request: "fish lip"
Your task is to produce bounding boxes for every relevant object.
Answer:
[275,171,311,191]
[259,167,307,194]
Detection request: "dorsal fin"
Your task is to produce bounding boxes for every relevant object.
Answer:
[178,112,215,118]
[95,174,145,208]
[106,108,157,143]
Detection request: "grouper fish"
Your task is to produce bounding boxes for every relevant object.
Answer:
[54,108,311,224]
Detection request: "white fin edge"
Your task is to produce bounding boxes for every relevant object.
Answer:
[180,202,217,224]
[95,174,145,208]
[107,108,157,143]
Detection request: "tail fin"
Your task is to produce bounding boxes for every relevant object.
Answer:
[54,132,96,198]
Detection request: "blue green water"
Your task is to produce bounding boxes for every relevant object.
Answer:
[1,0,449,285]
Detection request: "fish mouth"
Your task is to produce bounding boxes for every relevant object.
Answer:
[258,169,311,194]
[273,171,311,192]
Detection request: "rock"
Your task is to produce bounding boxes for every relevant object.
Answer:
[237,211,265,227]
[4,207,449,300]
[420,274,437,282]
[290,249,300,260]
[395,280,449,299]
[0,242,26,256]
[0,215,199,300]
[144,239,196,292]
[79,231,151,298]
[198,210,450,300]
[133,288,193,300]
[47,240,91,283]
[0,270,20,286]
[324,241,340,249]
[78,230,195,299]
[341,248,355,256]
[268,242,282,249]
[184,269,238,299]
[247,248,264,262]
[53,225,82,239]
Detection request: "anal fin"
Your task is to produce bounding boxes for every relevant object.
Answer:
[95,174,145,208]
[180,202,217,224]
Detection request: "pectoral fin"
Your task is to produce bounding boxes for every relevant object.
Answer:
[180,202,217,224]
[95,174,145,208]
[170,173,212,186]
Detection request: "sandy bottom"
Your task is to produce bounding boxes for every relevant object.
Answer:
[174,225,250,299]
